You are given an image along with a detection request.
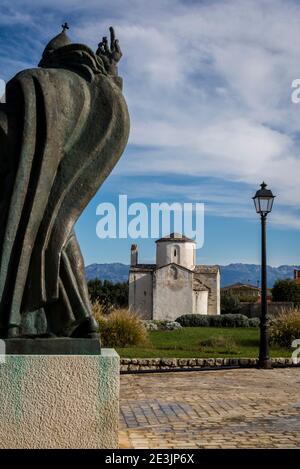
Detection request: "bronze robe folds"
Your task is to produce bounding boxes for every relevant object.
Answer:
[0,32,130,337]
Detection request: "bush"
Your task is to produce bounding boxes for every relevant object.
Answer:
[176,314,210,327]
[248,317,260,327]
[143,320,182,331]
[93,306,148,347]
[269,307,300,347]
[92,299,106,323]
[164,321,182,331]
[176,314,251,328]
[272,279,300,305]
[221,293,240,314]
[209,315,224,327]
[220,313,249,327]
[143,321,159,331]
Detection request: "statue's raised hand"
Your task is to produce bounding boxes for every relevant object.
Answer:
[109,27,122,64]
[96,26,122,76]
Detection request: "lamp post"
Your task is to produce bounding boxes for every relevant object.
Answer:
[252,182,275,369]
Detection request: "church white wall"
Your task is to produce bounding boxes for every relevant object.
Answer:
[194,271,220,315]
[193,290,208,314]
[129,271,153,319]
[153,265,193,321]
[156,241,195,270]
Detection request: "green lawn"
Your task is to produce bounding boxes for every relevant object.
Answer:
[116,327,291,358]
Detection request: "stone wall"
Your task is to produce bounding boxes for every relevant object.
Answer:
[195,270,220,315]
[129,270,153,319]
[120,357,299,373]
[238,302,294,318]
[153,265,193,320]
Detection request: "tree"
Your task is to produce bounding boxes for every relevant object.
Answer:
[221,292,240,315]
[87,278,128,312]
[272,279,300,305]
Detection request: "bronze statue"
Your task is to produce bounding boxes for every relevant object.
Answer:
[0,25,130,340]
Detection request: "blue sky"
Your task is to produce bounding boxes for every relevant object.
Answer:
[1,0,300,267]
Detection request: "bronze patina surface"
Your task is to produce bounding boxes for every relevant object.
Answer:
[0,26,129,342]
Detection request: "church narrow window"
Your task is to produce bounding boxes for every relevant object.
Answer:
[174,249,177,257]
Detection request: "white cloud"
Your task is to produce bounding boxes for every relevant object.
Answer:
[108,0,300,226]
[0,10,32,26]
[1,0,300,229]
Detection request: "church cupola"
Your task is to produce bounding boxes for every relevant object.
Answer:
[155,233,196,270]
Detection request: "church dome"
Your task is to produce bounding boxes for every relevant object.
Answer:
[156,233,196,269]
[155,232,195,243]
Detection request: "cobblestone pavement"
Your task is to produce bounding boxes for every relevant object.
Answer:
[119,368,300,449]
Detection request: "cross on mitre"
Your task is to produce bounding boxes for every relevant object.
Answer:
[61,22,69,33]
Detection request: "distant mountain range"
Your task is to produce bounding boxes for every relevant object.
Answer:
[85,262,300,288]
[85,263,130,283]
[218,263,299,288]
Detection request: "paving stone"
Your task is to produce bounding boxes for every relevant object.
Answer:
[119,368,300,448]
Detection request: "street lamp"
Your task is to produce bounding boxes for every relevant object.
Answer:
[252,182,275,369]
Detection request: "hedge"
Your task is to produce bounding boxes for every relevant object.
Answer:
[176,313,258,328]
[248,317,260,327]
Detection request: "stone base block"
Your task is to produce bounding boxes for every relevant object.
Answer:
[0,349,119,448]
[4,338,101,355]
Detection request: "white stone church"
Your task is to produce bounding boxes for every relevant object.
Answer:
[129,233,220,321]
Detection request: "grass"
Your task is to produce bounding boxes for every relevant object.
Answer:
[116,327,291,358]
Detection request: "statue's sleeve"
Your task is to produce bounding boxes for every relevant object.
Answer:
[0,104,8,232]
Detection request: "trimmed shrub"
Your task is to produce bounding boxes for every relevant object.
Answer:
[176,314,210,327]
[176,313,250,328]
[269,307,300,347]
[164,321,182,330]
[209,315,224,327]
[143,321,159,331]
[248,317,260,327]
[220,313,249,327]
[93,306,148,347]
[143,320,182,331]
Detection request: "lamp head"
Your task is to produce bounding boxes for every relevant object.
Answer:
[252,182,275,216]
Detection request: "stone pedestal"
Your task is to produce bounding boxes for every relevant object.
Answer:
[0,349,119,448]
